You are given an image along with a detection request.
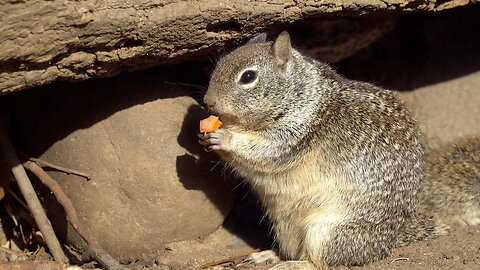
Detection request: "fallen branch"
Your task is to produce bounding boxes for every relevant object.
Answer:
[0,116,68,263]
[23,161,126,270]
[0,0,468,94]
[28,157,91,180]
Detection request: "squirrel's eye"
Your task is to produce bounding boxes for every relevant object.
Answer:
[239,70,257,84]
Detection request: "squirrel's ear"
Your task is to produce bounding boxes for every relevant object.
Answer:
[273,31,293,74]
[247,33,267,44]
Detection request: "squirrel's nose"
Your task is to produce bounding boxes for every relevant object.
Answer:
[207,101,216,109]
[204,93,216,109]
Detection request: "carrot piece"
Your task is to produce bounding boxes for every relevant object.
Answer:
[200,115,223,135]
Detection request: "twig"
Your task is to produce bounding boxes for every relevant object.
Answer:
[23,161,127,270]
[8,189,30,211]
[0,246,24,255]
[28,157,91,180]
[199,248,262,269]
[19,223,26,245]
[390,257,410,263]
[0,116,68,263]
[5,191,38,230]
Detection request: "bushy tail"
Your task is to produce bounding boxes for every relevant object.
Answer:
[400,136,480,245]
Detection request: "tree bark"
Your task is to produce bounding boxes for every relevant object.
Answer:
[0,0,471,94]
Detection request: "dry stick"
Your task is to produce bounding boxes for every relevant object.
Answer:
[199,248,262,269]
[390,257,410,263]
[8,189,30,211]
[28,157,91,180]
[0,122,68,263]
[23,161,127,270]
[0,246,25,255]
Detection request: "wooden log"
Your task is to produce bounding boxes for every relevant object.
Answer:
[0,0,470,94]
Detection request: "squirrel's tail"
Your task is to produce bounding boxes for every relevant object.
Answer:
[400,136,480,245]
[420,136,480,227]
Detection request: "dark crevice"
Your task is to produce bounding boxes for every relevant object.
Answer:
[206,20,242,34]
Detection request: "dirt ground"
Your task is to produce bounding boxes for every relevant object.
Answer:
[143,188,480,270]
[151,224,480,270]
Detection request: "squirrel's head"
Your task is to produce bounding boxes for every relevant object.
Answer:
[204,31,300,129]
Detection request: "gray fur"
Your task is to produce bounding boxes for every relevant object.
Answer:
[200,31,480,269]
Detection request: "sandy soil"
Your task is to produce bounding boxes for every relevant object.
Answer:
[152,215,480,270]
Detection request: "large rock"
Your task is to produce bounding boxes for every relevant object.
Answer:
[8,68,234,260]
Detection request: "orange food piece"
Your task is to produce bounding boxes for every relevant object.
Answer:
[200,115,222,135]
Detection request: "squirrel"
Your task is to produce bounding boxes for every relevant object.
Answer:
[199,32,480,269]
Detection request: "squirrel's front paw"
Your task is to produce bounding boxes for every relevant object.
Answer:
[198,128,231,152]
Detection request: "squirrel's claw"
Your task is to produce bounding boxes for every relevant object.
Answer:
[243,250,281,266]
[198,129,227,152]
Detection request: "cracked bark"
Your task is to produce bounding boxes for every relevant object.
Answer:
[0,0,472,94]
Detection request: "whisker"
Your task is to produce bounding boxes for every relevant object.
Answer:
[233,179,246,190]
[162,81,207,90]
[208,56,217,67]
[186,91,208,95]
[210,160,222,172]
